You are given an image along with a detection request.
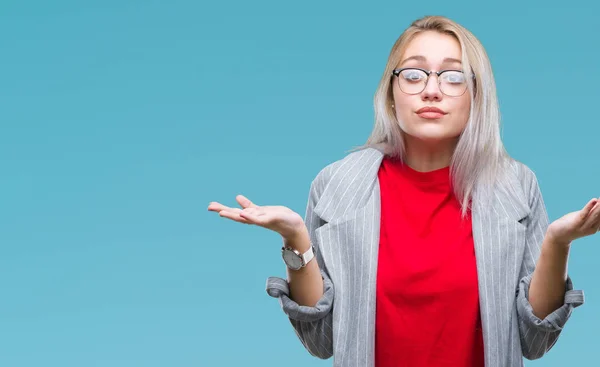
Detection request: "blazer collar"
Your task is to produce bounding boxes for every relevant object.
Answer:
[313,147,531,224]
[313,148,384,223]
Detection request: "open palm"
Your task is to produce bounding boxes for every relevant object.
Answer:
[207,195,306,240]
[548,197,600,245]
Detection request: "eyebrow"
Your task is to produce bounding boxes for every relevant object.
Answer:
[400,55,462,66]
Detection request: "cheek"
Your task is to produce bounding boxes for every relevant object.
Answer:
[452,96,471,127]
[393,91,415,120]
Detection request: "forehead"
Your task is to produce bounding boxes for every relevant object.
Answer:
[401,31,462,65]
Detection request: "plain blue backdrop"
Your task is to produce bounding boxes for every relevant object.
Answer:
[1,1,598,366]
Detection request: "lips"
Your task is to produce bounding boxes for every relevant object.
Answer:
[416,106,447,114]
[415,106,447,119]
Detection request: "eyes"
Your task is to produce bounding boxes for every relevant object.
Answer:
[402,69,426,82]
[393,67,472,96]
[400,69,466,84]
[443,71,466,84]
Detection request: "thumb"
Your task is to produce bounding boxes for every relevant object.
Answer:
[581,198,598,218]
[236,194,258,209]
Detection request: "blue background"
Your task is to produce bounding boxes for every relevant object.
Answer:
[1,1,598,366]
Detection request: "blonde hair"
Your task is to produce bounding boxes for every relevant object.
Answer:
[357,15,510,216]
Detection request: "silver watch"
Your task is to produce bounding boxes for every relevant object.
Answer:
[281,245,315,271]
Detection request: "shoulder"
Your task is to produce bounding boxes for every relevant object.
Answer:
[506,158,543,204]
[507,158,537,185]
[508,158,543,213]
[311,147,384,197]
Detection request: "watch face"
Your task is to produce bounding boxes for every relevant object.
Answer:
[282,249,303,270]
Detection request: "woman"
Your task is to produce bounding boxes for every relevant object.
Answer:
[208,16,596,367]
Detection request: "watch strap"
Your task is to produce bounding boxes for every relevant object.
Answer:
[301,246,315,266]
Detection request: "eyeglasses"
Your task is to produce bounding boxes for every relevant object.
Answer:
[392,67,473,97]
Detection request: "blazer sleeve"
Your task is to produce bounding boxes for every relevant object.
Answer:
[265,172,334,359]
[516,166,585,360]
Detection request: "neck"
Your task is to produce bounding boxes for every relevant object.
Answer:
[402,135,458,172]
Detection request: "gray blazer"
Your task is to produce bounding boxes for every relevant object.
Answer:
[266,147,584,367]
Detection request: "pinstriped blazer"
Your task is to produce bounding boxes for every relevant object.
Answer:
[266,147,584,367]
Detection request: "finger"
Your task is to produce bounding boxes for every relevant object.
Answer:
[207,202,231,212]
[239,207,266,224]
[236,195,258,209]
[582,200,600,231]
[589,200,600,221]
[219,209,252,224]
[580,198,598,218]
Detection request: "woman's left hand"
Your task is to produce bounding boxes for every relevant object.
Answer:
[547,197,600,246]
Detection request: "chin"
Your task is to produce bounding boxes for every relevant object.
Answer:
[405,132,462,146]
[416,135,453,143]
[405,126,458,140]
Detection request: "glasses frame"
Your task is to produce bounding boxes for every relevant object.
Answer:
[391,67,474,97]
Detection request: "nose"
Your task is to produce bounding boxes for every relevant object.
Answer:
[421,74,443,101]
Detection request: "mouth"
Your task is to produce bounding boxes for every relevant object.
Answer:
[415,106,447,119]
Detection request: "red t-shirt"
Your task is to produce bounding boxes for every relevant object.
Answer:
[375,156,484,367]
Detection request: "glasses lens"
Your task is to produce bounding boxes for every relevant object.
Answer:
[439,71,468,96]
[397,69,428,94]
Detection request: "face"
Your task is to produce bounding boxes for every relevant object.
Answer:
[392,31,471,145]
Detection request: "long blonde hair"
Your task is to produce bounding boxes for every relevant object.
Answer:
[357,15,510,216]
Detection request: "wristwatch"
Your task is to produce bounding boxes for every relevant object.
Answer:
[281,245,315,271]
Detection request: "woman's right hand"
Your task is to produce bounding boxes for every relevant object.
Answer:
[207,194,307,241]
[210,194,323,308]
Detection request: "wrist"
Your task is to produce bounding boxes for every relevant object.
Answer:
[283,226,311,252]
[545,228,572,250]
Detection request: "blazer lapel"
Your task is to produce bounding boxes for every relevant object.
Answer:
[312,147,383,367]
[471,164,531,366]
